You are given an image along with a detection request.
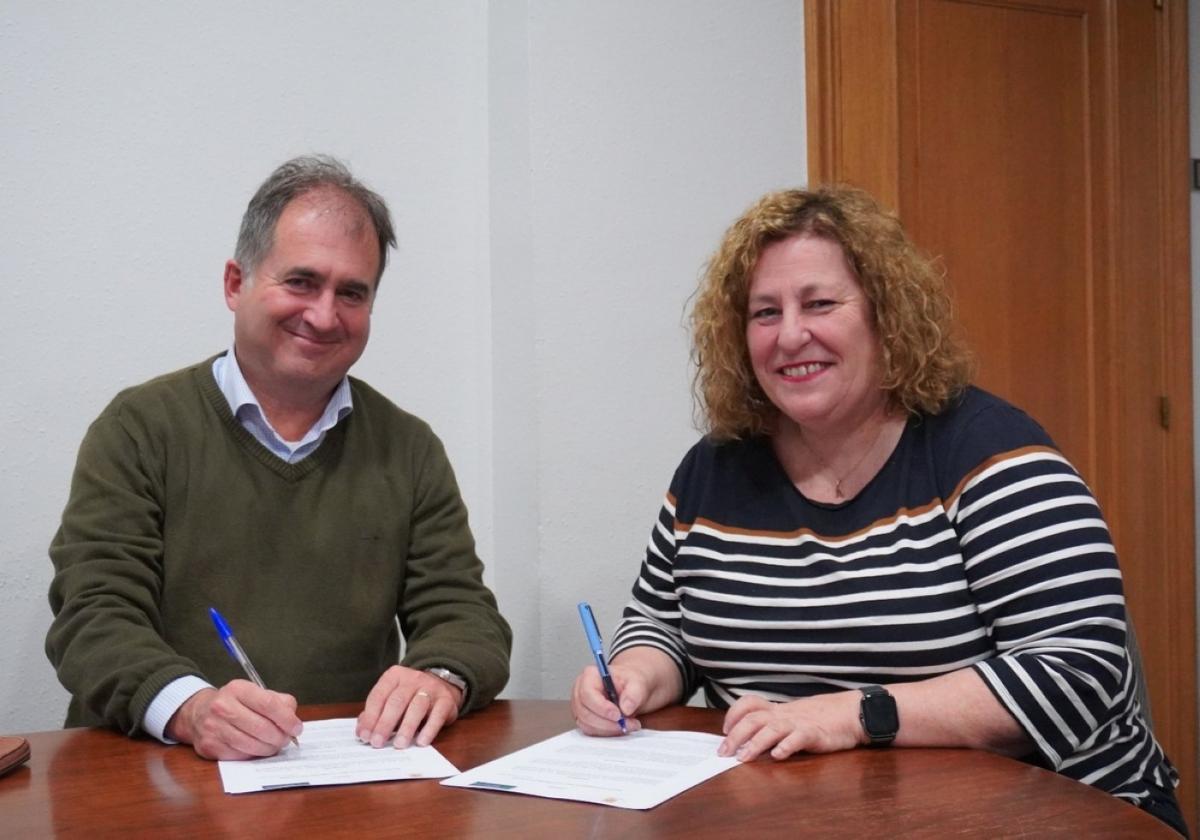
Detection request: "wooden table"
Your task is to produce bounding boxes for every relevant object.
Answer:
[0,700,1173,838]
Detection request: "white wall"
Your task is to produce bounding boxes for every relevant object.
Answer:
[517,1,807,696]
[0,1,806,732]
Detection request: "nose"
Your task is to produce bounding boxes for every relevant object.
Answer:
[777,310,811,350]
[303,290,340,333]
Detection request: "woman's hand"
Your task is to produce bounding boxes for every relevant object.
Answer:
[570,646,684,736]
[718,692,862,761]
[718,672,1031,761]
[570,663,646,736]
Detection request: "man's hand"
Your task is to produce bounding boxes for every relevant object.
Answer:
[356,665,462,749]
[165,681,303,760]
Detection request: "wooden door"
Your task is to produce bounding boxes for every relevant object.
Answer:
[807,0,1196,827]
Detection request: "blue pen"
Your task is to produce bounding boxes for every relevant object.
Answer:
[209,607,300,748]
[577,602,628,734]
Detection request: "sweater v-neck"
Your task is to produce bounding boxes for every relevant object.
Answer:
[194,358,347,482]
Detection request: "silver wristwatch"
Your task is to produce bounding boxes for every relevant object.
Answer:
[425,667,469,710]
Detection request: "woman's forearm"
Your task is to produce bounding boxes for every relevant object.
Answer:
[887,667,1032,756]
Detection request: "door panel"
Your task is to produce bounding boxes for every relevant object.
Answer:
[899,0,1103,486]
[807,0,1196,827]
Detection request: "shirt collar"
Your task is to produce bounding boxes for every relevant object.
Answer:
[212,347,353,462]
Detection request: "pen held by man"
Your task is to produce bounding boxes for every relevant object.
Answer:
[156,606,305,760]
[209,607,300,750]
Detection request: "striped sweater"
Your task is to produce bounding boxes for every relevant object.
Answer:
[610,387,1176,803]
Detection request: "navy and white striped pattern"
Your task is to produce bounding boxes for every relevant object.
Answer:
[610,388,1176,804]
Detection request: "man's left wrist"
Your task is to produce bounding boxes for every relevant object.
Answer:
[425,667,469,711]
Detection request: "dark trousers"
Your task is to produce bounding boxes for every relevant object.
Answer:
[1139,783,1189,838]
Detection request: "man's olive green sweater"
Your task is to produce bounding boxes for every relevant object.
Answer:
[47,357,511,733]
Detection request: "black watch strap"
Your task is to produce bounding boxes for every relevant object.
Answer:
[858,684,899,747]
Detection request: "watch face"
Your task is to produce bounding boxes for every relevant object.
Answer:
[863,692,899,737]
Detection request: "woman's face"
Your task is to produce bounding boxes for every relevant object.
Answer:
[745,234,886,435]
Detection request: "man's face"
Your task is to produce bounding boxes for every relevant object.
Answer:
[224,189,380,405]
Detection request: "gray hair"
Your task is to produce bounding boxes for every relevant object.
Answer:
[234,155,397,286]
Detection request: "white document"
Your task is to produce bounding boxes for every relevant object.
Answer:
[218,718,460,794]
[441,729,740,810]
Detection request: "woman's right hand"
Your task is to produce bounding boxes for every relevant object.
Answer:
[571,647,685,736]
[571,663,647,736]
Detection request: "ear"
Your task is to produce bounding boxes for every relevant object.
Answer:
[223,260,246,312]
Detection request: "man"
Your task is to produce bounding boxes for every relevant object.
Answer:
[46,155,511,760]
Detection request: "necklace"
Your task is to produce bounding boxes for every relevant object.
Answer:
[799,417,892,500]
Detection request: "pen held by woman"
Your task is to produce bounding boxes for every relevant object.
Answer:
[577,602,628,735]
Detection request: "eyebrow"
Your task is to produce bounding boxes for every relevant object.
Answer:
[284,268,373,294]
[284,267,321,280]
[749,280,838,302]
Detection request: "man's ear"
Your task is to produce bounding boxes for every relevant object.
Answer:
[223,260,246,312]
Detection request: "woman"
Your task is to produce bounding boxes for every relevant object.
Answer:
[571,186,1184,834]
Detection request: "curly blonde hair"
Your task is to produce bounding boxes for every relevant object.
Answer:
[692,185,973,440]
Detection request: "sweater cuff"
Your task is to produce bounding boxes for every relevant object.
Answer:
[142,675,214,743]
